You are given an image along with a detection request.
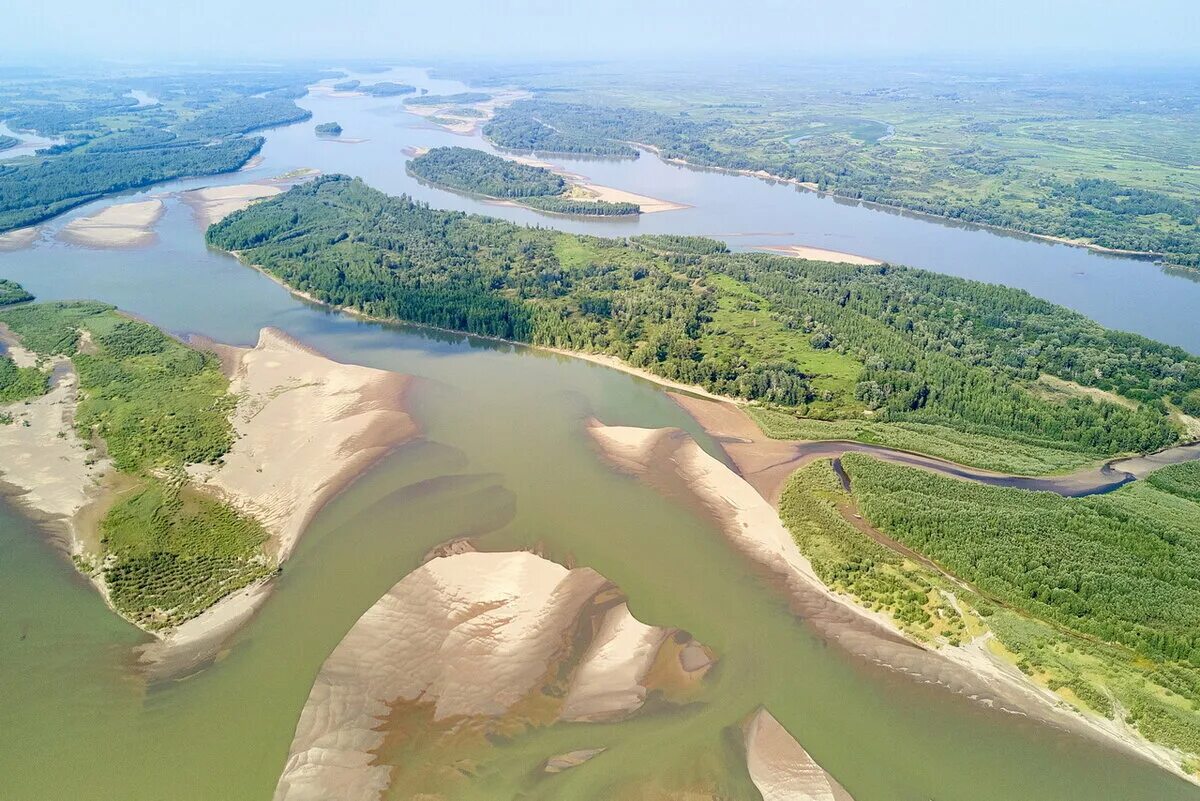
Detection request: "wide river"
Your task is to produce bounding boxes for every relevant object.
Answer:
[1,67,1198,800]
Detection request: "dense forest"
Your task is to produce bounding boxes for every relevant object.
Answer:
[483,98,1200,266]
[0,136,263,232]
[208,175,1195,459]
[315,121,343,136]
[408,146,564,197]
[0,68,328,234]
[0,134,15,151]
[408,147,640,216]
[845,454,1200,664]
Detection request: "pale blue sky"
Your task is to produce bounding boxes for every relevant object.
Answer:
[4,0,1198,62]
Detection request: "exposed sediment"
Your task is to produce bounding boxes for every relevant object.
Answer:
[274,549,711,801]
[744,708,854,801]
[60,199,164,248]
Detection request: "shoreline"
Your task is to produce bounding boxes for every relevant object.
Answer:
[626,142,1171,264]
[654,398,1199,783]
[752,244,881,266]
[584,418,1196,784]
[230,253,733,403]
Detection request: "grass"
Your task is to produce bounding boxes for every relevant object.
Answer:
[777,459,966,644]
[749,406,1101,475]
[0,355,47,403]
[101,478,271,629]
[704,274,863,416]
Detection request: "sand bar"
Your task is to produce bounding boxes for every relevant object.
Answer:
[274,549,705,801]
[60,200,164,248]
[0,227,38,252]
[181,184,282,227]
[744,708,855,801]
[754,244,881,265]
[569,181,689,214]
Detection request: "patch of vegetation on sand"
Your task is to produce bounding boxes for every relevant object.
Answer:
[0,301,266,628]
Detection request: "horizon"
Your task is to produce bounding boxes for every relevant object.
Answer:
[4,0,1199,64]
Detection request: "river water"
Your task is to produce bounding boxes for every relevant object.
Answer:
[0,67,1197,800]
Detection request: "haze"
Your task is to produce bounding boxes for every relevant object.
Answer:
[4,0,1199,62]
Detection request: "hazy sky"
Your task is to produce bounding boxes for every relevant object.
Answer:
[3,0,1198,63]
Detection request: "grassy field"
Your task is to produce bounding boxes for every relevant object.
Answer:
[0,301,268,628]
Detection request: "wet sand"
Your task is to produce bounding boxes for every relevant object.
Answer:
[0,227,38,251]
[744,708,855,801]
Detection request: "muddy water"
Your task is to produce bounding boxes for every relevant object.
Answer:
[0,67,1198,800]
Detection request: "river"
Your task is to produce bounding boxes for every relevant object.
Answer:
[0,66,1197,800]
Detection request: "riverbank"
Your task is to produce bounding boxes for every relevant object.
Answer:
[181,184,282,227]
[139,327,418,675]
[584,417,1197,783]
[628,141,1169,265]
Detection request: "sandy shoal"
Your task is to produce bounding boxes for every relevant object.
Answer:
[0,354,110,533]
[567,182,688,214]
[744,708,855,801]
[754,244,881,266]
[60,200,164,248]
[181,184,282,227]
[0,227,38,251]
[275,550,682,800]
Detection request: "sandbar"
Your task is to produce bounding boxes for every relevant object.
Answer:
[754,244,881,265]
[60,200,164,248]
[0,227,38,251]
[567,181,689,214]
[744,708,854,801]
[181,184,282,227]
[274,549,706,800]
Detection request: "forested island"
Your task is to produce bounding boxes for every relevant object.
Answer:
[332,79,360,91]
[315,121,343,136]
[361,82,415,97]
[478,88,1200,266]
[0,68,325,234]
[210,175,1197,461]
[407,147,639,216]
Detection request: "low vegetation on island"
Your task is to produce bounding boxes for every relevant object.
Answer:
[407,146,639,216]
[0,134,17,152]
[314,121,343,136]
[404,91,490,106]
[0,300,271,629]
[209,175,1199,474]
